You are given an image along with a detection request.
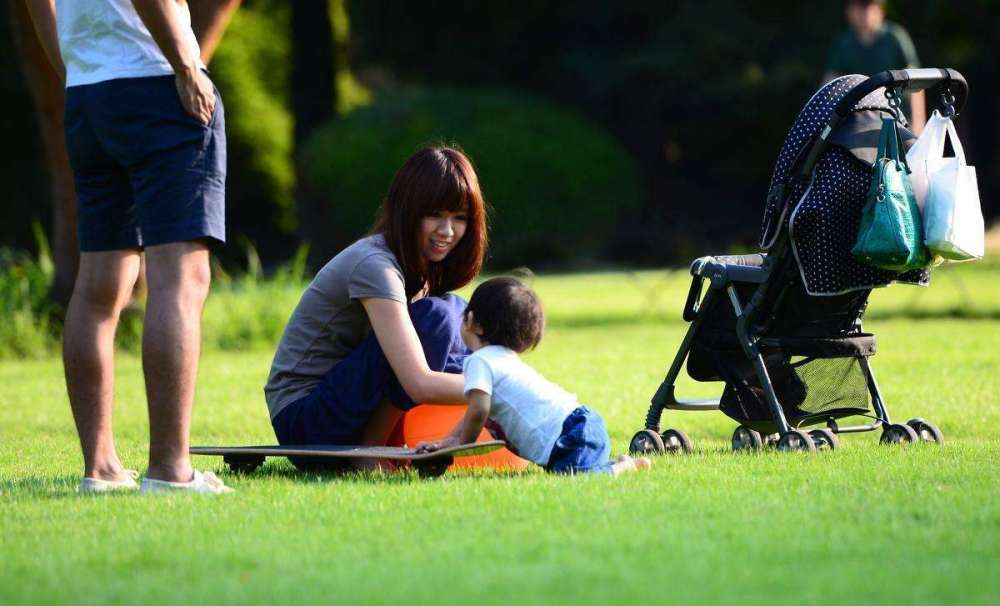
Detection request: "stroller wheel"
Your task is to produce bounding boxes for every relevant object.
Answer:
[661,429,692,454]
[880,423,919,445]
[808,428,839,451]
[629,429,665,455]
[906,418,944,445]
[777,430,817,453]
[731,426,763,452]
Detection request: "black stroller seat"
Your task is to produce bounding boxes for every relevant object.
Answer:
[630,69,966,454]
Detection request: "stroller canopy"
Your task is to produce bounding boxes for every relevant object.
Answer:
[760,75,929,295]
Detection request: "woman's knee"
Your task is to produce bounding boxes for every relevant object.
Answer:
[408,295,466,340]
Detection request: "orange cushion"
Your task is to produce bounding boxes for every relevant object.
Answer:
[388,404,529,470]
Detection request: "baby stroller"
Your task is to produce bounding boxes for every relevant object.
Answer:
[630,69,968,454]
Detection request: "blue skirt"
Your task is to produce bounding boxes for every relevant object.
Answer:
[272,294,468,465]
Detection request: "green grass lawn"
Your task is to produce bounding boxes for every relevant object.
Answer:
[2,262,999,605]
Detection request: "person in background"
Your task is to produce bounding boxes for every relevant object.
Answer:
[24,0,237,494]
[824,0,926,134]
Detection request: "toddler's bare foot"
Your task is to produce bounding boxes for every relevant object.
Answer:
[611,454,653,476]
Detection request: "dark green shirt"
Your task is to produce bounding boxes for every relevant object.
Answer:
[827,21,920,77]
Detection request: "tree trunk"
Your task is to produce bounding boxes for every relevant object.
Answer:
[292,0,338,267]
[9,0,77,308]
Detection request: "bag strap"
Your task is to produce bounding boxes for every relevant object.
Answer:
[893,120,910,172]
[943,118,967,165]
[876,117,893,162]
[878,117,909,172]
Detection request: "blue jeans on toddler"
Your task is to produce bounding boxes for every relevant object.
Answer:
[544,407,614,474]
[271,294,468,470]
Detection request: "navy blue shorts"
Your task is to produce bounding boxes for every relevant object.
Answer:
[545,407,614,474]
[272,295,469,470]
[64,75,226,251]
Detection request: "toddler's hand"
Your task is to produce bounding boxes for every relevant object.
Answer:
[415,437,460,453]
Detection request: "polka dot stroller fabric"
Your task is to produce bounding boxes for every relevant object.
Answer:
[760,75,930,295]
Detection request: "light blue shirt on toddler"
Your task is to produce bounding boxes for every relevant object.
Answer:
[462,345,580,465]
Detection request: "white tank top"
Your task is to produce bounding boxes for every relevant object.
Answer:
[56,0,204,88]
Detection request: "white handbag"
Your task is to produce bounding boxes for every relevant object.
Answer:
[906,110,950,210]
[908,112,984,262]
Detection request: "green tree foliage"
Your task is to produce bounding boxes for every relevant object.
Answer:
[301,88,643,268]
[208,0,295,257]
[349,0,999,263]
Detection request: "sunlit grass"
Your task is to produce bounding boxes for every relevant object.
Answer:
[1,264,998,604]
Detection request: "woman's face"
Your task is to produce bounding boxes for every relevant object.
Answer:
[420,209,468,263]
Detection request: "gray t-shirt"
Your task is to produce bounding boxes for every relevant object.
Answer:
[264,234,407,419]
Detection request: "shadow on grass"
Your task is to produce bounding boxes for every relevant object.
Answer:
[0,475,101,501]
[217,462,535,486]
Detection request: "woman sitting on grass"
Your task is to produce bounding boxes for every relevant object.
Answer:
[264,146,486,469]
[417,277,652,476]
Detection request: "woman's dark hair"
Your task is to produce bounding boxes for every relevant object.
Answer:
[465,277,544,353]
[373,146,488,299]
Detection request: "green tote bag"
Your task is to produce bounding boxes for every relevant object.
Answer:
[851,117,929,271]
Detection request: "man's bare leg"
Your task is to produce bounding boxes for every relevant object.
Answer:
[63,250,142,480]
[142,241,211,482]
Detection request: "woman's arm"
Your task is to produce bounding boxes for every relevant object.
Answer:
[361,297,466,404]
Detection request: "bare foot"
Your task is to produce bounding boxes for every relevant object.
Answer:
[611,454,653,476]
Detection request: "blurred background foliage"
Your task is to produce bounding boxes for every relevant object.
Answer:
[2,0,997,273]
[302,88,643,267]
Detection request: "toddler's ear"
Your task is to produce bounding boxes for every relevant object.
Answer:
[463,311,484,336]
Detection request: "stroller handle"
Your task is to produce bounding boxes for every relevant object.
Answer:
[834,68,968,119]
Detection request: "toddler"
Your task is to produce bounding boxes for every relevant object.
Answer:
[417,277,651,475]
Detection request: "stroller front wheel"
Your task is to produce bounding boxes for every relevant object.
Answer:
[777,430,817,452]
[906,418,944,445]
[629,429,665,455]
[661,428,692,454]
[880,423,919,445]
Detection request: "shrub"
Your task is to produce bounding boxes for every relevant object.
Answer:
[208,2,296,241]
[301,88,644,268]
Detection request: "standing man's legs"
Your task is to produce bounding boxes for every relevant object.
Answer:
[63,250,142,481]
[142,241,212,483]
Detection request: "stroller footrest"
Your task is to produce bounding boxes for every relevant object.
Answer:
[758,333,876,358]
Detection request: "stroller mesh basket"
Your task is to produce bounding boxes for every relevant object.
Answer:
[718,336,875,433]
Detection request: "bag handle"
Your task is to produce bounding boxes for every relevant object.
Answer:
[943,118,967,166]
[877,117,909,172]
[921,110,949,162]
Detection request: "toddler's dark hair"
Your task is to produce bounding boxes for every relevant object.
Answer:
[465,277,544,353]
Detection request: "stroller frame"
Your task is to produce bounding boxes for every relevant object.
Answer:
[632,69,967,454]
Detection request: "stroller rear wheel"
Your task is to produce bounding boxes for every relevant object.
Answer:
[808,428,839,450]
[661,428,692,454]
[880,423,919,445]
[777,430,817,452]
[906,418,944,445]
[629,429,665,455]
[732,426,763,452]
